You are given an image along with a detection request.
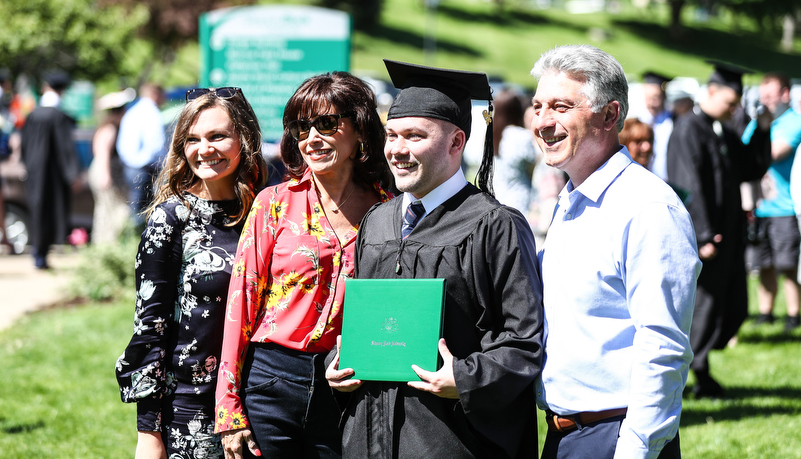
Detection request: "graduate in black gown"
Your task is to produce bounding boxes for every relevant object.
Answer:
[20,72,80,269]
[326,60,544,459]
[666,62,772,397]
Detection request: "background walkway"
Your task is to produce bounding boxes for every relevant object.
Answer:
[0,250,80,331]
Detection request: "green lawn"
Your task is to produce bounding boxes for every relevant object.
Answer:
[1,275,800,457]
[145,0,801,92]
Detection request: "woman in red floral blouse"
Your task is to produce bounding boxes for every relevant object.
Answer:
[215,72,393,458]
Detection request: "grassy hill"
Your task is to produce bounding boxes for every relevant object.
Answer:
[283,0,801,90]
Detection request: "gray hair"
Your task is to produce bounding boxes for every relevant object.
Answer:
[530,45,629,131]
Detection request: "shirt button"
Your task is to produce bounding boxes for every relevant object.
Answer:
[565,213,572,220]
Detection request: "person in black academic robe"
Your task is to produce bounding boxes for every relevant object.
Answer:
[346,185,542,459]
[20,75,80,269]
[326,60,543,459]
[666,62,771,397]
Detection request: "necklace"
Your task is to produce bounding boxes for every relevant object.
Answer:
[326,185,356,213]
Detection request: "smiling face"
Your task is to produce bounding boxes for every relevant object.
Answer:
[759,78,789,114]
[530,71,612,181]
[643,83,666,116]
[184,106,242,200]
[297,105,359,180]
[384,116,463,199]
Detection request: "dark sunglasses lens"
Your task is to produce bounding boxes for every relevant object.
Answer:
[216,87,238,98]
[315,115,339,134]
[287,120,307,140]
[186,88,209,101]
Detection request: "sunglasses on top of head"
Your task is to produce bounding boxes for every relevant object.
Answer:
[185,87,243,102]
[286,113,355,141]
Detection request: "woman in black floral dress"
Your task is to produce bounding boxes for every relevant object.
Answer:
[115,87,267,459]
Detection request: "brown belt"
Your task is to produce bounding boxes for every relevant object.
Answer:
[546,408,628,433]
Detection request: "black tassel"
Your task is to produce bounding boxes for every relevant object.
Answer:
[475,101,495,197]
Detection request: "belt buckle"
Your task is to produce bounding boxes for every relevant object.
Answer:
[547,413,577,434]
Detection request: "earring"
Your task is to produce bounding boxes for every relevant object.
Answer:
[359,141,369,163]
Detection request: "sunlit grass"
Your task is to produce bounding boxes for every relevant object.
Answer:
[1,274,799,457]
[0,300,137,457]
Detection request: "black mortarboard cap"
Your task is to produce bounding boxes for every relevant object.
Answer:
[642,71,672,89]
[384,59,496,195]
[706,60,752,95]
[44,70,71,92]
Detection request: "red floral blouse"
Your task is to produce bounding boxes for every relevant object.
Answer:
[214,169,391,433]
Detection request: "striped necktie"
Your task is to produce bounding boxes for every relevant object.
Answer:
[402,201,425,240]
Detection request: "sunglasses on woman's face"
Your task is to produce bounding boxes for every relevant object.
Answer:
[185,87,243,102]
[286,113,355,141]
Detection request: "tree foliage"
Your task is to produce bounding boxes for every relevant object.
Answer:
[99,0,257,61]
[0,0,148,82]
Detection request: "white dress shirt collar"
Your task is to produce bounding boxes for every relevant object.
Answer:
[564,147,631,202]
[39,90,61,108]
[402,168,468,219]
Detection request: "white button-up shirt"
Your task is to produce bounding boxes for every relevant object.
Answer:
[537,149,701,458]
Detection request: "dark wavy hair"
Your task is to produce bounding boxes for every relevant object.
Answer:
[146,91,268,226]
[280,71,392,190]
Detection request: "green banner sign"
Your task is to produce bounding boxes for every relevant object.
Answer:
[200,6,351,142]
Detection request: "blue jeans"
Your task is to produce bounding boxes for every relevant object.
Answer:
[241,343,342,459]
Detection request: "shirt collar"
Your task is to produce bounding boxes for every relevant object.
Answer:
[403,167,467,217]
[40,91,61,108]
[564,148,632,203]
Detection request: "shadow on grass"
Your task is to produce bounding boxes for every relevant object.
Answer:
[438,4,590,35]
[360,23,482,57]
[0,418,45,434]
[681,386,801,427]
[613,19,801,76]
[735,316,801,344]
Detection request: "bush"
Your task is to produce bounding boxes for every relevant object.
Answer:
[70,234,139,302]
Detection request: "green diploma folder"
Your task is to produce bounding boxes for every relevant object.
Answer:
[339,278,446,382]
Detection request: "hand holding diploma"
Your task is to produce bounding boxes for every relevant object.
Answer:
[408,339,459,399]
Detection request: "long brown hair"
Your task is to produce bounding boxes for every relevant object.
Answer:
[280,71,392,190]
[146,91,268,225]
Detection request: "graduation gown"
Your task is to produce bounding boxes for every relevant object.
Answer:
[666,107,770,371]
[20,106,79,251]
[341,184,544,459]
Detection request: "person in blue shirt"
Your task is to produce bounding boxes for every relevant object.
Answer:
[116,83,167,230]
[746,72,801,330]
[530,44,701,458]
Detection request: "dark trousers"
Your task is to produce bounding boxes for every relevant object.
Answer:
[241,343,342,459]
[541,415,680,459]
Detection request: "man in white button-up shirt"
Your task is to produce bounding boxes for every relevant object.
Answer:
[530,45,701,459]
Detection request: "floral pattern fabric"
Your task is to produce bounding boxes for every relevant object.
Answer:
[116,193,243,458]
[214,169,391,433]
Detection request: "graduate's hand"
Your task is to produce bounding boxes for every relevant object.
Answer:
[408,339,459,399]
[221,428,261,459]
[326,335,363,392]
[699,234,722,260]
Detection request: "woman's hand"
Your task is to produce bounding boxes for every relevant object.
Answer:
[326,335,363,392]
[135,431,167,459]
[221,428,261,459]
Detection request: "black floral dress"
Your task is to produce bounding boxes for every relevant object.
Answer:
[116,193,243,459]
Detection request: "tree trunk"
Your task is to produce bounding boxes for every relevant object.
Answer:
[669,0,686,40]
[781,12,796,52]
